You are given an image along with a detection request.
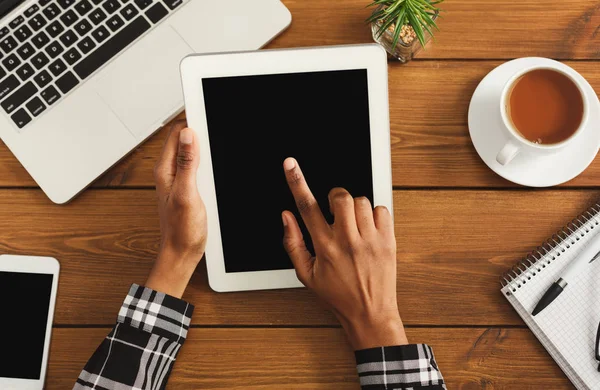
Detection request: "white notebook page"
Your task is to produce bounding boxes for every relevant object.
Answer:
[502,209,600,390]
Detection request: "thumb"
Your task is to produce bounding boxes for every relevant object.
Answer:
[175,128,200,192]
[282,211,314,287]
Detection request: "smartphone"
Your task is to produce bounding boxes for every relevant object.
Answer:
[0,255,59,390]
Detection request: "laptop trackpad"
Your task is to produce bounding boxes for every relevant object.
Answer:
[94,26,193,138]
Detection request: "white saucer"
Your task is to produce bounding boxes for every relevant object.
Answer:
[468,57,600,187]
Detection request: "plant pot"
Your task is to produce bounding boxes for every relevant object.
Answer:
[370,6,438,62]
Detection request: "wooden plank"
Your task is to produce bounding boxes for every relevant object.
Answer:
[271,0,600,60]
[3,61,600,189]
[1,189,597,326]
[47,327,572,389]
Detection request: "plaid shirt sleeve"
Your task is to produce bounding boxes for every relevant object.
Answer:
[355,344,446,390]
[74,284,193,390]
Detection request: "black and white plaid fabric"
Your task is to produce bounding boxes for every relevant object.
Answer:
[74,284,193,390]
[355,344,446,389]
[74,284,443,389]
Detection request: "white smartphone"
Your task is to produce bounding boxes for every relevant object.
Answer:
[0,255,59,390]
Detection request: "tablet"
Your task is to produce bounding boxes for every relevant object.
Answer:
[181,44,392,292]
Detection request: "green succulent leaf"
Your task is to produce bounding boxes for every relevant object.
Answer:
[367,0,443,49]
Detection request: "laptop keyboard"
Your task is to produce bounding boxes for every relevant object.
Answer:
[0,0,183,129]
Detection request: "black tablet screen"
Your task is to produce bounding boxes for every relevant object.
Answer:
[202,69,373,273]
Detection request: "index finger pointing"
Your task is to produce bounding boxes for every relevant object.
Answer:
[283,158,329,236]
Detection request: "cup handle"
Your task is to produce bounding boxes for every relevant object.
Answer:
[496,140,521,166]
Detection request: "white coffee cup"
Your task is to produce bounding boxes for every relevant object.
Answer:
[496,65,589,166]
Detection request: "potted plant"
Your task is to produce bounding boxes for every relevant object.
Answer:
[367,0,443,62]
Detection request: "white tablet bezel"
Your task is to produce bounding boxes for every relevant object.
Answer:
[181,44,392,292]
[0,255,59,389]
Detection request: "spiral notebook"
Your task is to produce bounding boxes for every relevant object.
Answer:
[501,203,600,390]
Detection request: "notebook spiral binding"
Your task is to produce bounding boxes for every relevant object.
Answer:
[501,203,600,295]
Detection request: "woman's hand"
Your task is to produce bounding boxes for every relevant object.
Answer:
[282,157,407,350]
[146,121,207,298]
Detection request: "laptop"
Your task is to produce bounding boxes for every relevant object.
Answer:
[0,0,291,203]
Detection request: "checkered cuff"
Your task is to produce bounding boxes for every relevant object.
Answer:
[118,284,194,343]
[355,344,445,389]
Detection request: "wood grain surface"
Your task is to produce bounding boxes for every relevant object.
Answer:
[1,189,597,326]
[3,61,600,189]
[47,327,573,389]
[2,0,598,387]
[268,0,600,60]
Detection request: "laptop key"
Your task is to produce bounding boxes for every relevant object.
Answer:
[75,16,149,79]
[46,21,64,37]
[63,47,81,65]
[75,0,93,15]
[24,4,40,17]
[2,53,20,71]
[43,3,61,20]
[11,108,32,128]
[89,8,107,24]
[60,10,78,27]
[74,19,92,36]
[77,36,95,54]
[0,27,9,40]
[91,0,103,5]
[0,75,20,101]
[14,26,32,42]
[17,42,35,60]
[145,3,167,23]
[134,0,152,10]
[9,16,25,29]
[34,69,53,88]
[45,41,64,58]
[55,71,78,93]
[49,58,67,76]
[0,66,5,80]
[16,63,34,81]
[26,97,46,117]
[91,25,109,43]
[106,14,124,32]
[162,0,181,11]
[0,36,18,53]
[32,52,50,69]
[28,15,48,31]
[58,0,76,9]
[32,31,51,49]
[102,0,121,14]
[120,4,138,20]
[1,81,38,114]
[41,85,60,105]
[59,30,78,47]
[40,0,54,7]
[25,96,46,116]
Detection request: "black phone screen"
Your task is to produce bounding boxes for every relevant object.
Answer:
[0,271,53,380]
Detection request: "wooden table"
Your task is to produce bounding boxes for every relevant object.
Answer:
[3,0,598,388]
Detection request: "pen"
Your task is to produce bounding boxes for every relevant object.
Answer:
[532,232,600,316]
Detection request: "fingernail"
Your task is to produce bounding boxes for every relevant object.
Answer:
[283,158,296,171]
[180,128,193,145]
[282,213,288,227]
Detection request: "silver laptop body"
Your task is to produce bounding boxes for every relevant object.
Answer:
[0,0,290,203]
